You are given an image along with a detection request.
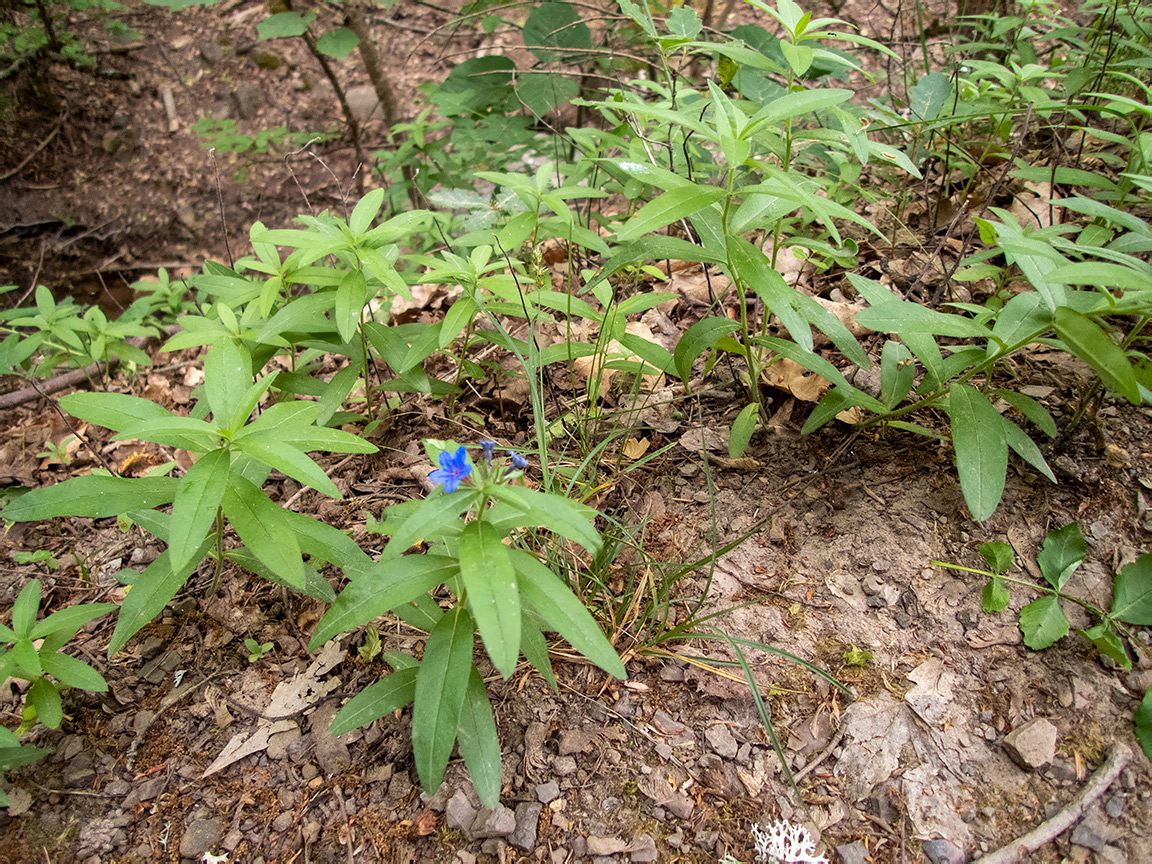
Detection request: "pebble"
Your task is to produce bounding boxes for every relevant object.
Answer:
[1105,795,1124,818]
[179,816,223,859]
[838,841,869,864]
[705,724,739,759]
[1003,718,1058,770]
[471,804,516,839]
[630,834,658,862]
[553,755,578,776]
[535,781,560,803]
[510,801,541,852]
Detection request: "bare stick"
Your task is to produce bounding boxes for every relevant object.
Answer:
[210,148,234,268]
[972,742,1132,864]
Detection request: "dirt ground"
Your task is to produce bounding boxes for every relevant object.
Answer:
[1,1,1150,863]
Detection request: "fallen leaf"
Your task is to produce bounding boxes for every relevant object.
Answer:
[763,358,830,402]
[622,437,650,460]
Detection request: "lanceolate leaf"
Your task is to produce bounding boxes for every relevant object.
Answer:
[948,384,1008,522]
[729,402,759,458]
[108,541,213,655]
[308,556,459,648]
[456,668,501,807]
[1079,623,1130,670]
[412,606,474,794]
[168,448,230,574]
[222,475,304,590]
[1019,594,1069,650]
[675,318,741,385]
[1111,554,1152,626]
[1036,522,1086,591]
[1135,690,1152,760]
[40,652,108,691]
[458,521,519,679]
[509,549,625,679]
[1053,306,1140,404]
[329,667,417,736]
[616,186,726,244]
[3,475,179,521]
[484,486,600,553]
[59,391,171,431]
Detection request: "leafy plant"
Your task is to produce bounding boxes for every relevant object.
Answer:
[934,523,1152,756]
[2,337,379,655]
[244,638,273,662]
[0,580,115,732]
[309,440,625,804]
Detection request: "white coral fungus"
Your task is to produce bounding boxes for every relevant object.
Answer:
[751,820,829,864]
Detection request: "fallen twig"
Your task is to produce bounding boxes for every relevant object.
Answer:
[0,107,67,183]
[972,741,1132,864]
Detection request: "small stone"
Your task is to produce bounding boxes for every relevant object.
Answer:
[837,840,869,864]
[472,804,516,838]
[553,755,577,776]
[1105,795,1124,819]
[199,42,223,64]
[586,836,629,855]
[535,781,560,803]
[231,83,264,120]
[629,834,658,863]
[105,779,131,797]
[664,794,694,820]
[509,801,541,852]
[446,790,479,836]
[1003,718,1058,770]
[658,664,684,682]
[179,817,223,859]
[272,812,293,832]
[346,84,382,123]
[1046,758,1078,783]
[455,852,477,864]
[1071,804,1124,851]
[866,595,886,609]
[921,838,965,864]
[705,724,739,759]
[655,742,673,760]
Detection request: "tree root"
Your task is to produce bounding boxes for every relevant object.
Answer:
[972,742,1131,864]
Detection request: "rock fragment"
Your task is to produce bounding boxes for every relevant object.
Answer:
[1003,717,1057,770]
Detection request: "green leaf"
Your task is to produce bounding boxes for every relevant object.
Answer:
[412,606,474,794]
[979,541,1013,574]
[334,269,368,345]
[315,27,359,59]
[31,603,115,641]
[728,238,813,351]
[1135,690,1152,760]
[168,448,230,574]
[28,679,62,729]
[349,188,386,236]
[666,4,701,39]
[1001,415,1056,483]
[257,11,316,39]
[948,384,1008,522]
[519,609,557,691]
[522,1,591,63]
[995,389,1057,438]
[108,542,212,655]
[908,71,952,122]
[381,490,481,560]
[484,486,601,553]
[1036,522,1086,590]
[11,581,40,637]
[855,303,991,339]
[983,577,1010,612]
[509,549,624,679]
[1078,623,1130,670]
[60,391,172,432]
[517,71,579,118]
[232,436,340,499]
[1111,554,1152,625]
[329,667,417,736]
[458,521,519,679]
[222,475,304,590]
[729,402,759,458]
[3,475,178,521]
[1053,306,1140,404]
[675,318,741,385]
[456,667,501,807]
[616,186,726,244]
[1019,594,1069,650]
[879,339,916,409]
[223,372,279,435]
[41,652,108,691]
[309,556,459,648]
[203,339,251,425]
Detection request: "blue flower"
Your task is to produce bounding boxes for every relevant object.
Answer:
[479,440,496,466]
[429,446,472,493]
[508,450,529,470]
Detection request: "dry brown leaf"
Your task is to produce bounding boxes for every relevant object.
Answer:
[664,266,731,305]
[572,321,664,395]
[763,358,831,402]
[622,437,650,460]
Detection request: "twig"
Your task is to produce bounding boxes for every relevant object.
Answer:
[972,742,1132,864]
[333,784,355,864]
[126,673,226,771]
[792,725,846,783]
[0,108,67,183]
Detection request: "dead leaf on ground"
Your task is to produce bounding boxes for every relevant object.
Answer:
[763,358,831,402]
[572,321,665,395]
[622,437,649,460]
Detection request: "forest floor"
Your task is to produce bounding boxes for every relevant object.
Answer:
[1,1,1150,863]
